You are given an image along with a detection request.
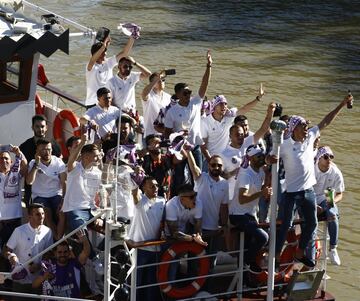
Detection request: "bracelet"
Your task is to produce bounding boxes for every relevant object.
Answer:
[134,61,137,66]
[256,95,261,101]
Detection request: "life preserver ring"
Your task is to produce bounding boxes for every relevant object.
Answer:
[53,109,81,158]
[157,242,210,299]
[35,93,45,115]
[254,230,298,285]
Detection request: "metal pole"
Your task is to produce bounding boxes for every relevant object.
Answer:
[266,120,287,301]
[104,210,112,300]
[130,248,138,301]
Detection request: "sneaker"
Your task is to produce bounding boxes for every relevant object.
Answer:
[329,248,341,266]
[294,256,316,268]
[92,256,104,275]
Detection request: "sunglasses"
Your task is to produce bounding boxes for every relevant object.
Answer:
[182,194,197,199]
[122,64,133,69]
[323,154,334,160]
[160,78,166,82]
[182,89,192,96]
[210,163,222,168]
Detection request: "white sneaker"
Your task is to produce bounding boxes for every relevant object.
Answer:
[329,248,341,266]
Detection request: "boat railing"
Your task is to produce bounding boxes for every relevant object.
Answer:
[124,218,330,301]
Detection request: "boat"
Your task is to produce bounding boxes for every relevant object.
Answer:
[0,1,337,300]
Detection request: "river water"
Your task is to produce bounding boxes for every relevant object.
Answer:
[32,0,360,299]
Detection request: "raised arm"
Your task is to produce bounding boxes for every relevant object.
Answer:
[115,37,135,61]
[238,186,272,205]
[237,83,265,115]
[198,50,212,98]
[67,134,86,172]
[11,146,27,177]
[87,37,110,72]
[142,73,160,101]
[317,94,353,131]
[186,149,201,181]
[26,153,40,185]
[77,229,91,265]
[253,102,276,143]
[127,56,151,80]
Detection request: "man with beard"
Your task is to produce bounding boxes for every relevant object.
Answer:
[61,134,102,263]
[20,115,61,206]
[107,56,151,113]
[186,150,229,253]
[26,139,66,239]
[32,230,90,298]
[229,144,272,273]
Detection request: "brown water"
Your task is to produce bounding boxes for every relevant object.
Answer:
[33,0,360,299]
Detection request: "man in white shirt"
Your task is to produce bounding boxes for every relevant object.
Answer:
[128,176,165,301]
[26,139,66,239]
[85,35,135,107]
[201,85,264,161]
[186,150,228,253]
[80,87,121,143]
[313,146,344,265]
[0,146,27,250]
[107,56,151,112]
[4,203,53,300]
[141,72,171,137]
[275,94,353,268]
[229,144,272,273]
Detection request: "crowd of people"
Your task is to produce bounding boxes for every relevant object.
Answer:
[0,25,351,300]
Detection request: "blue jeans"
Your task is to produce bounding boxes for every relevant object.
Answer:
[276,188,318,254]
[229,214,269,264]
[136,249,161,301]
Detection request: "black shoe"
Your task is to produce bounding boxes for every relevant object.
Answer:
[249,262,263,274]
[294,256,316,268]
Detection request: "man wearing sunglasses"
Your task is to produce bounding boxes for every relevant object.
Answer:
[313,146,344,266]
[107,56,151,113]
[274,93,353,268]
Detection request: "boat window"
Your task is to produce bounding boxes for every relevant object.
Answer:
[0,56,33,103]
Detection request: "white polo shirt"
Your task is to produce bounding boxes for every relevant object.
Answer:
[165,196,203,235]
[201,110,237,156]
[142,90,171,137]
[85,55,117,106]
[62,162,102,212]
[28,156,66,199]
[230,166,265,218]
[164,95,203,146]
[280,126,320,192]
[194,173,229,230]
[84,104,121,139]
[106,72,141,111]
[314,162,344,204]
[7,223,53,283]
[128,194,165,252]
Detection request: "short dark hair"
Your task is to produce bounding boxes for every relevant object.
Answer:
[229,124,243,135]
[121,115,133,126]
[32,114,47,126]
[28,203,44,215]
[91,42,106,55]
[36,138,51,147]
[118,57,131,65]
[234,115,247,125]
[145,134,160,147]
[140,176,156,191]
[174,83,187,94]
[177,183,195,196]
[66,136,81,149]
[81,144,99,155]
[56,240,70,250]
[97,87,111,99]
[280,114,290,122]
[209,155,222,163]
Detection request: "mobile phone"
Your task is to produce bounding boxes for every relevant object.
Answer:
[164,69,176,76]
[0,144,12,152]
[347,90,353,109]
[273,103,283,117]
[95,27,110,42]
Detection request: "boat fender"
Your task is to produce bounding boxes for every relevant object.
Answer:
[53,109,81,158]
[157,242,210,299]
[35,93,45,115]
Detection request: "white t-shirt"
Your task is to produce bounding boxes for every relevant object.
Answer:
[128,194,165,252]
[0,166,22,220]
[84,104,121,139]
[280,126,320,192]
[62,162,102,212]
[164,95,203,146]
[142,90,171,137]
[229,166,265,218]
[165,196,203,235]
[28,156,66,199]
[314,162,345,204]
[106,72,141,111]
[7,223,53,283]
[194,173,228,230]
[85,55,117,106]
[201,111,236,156]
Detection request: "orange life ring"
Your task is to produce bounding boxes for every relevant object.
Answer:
[157,242,210,299]
[35,93,45,115]
[53,109,81,158]
[254,230,298,285]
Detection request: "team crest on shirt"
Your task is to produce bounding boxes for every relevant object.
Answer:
[9,176,17,184]
[231,157,238,164]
